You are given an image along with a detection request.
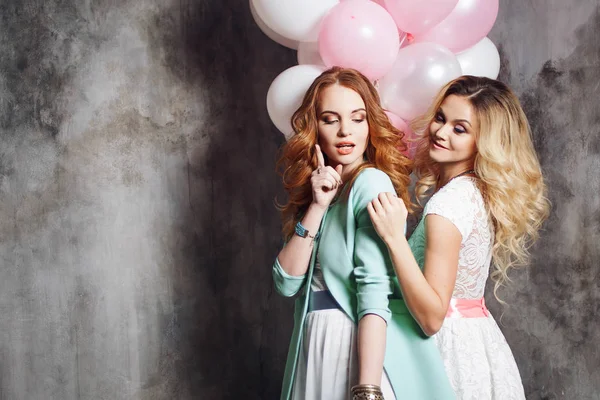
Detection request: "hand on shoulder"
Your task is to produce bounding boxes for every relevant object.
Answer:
[367,192,408,245]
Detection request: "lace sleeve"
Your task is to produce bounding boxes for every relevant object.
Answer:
[425,178,477,241]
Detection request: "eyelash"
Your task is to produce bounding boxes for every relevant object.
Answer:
[323,118,365,125]
[434,113,466,134]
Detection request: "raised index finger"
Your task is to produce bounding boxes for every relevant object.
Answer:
[315,144,326,168]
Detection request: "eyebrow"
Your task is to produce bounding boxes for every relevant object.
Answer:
[319,108,367,117]
[438,108,472,127]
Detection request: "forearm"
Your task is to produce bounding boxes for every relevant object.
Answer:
[277,203,327,276]
[387,237,447,336]
[357,314,386,385]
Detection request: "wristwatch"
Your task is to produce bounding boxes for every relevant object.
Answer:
[295,221,320,240]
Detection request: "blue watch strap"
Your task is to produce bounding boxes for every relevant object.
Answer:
[295,221,320,240]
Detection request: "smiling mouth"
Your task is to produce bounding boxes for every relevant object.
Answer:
[432,140,448,150]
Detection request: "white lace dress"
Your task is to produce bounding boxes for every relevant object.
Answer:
[408,176,526,400]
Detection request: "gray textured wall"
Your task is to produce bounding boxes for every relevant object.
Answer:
[0,1,597,399]
[487,1,600,399]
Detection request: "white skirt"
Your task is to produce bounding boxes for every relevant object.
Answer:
[434,315,526,400]
[291,308,396,400]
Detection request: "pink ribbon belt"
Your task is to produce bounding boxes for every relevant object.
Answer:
[446,297,490,318]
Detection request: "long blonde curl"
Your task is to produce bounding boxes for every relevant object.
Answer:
[411,76,551,300]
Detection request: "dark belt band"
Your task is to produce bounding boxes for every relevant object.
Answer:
[308,290,341,312]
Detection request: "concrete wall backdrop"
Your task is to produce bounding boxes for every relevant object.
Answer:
[0,1,597,399]
[488,1,600,398]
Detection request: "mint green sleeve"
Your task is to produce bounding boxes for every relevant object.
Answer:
[351,169,396,322]
[272,256,307,297]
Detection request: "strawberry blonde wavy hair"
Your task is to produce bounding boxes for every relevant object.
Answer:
[411,76,550,299]
[277,67,412,240]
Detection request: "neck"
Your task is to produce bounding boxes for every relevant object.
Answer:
[438,163,475,188]
[340,165,355,182]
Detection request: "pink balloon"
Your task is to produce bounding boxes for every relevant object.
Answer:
[371,0,387,7]
[341,0,386,5]
[318,0,400,80]
[384,0,458,35]
[378,42,462,120]
[413,0,499,53]
[385,111,416,158]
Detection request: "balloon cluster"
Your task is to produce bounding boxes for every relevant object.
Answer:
[252,0,500,153]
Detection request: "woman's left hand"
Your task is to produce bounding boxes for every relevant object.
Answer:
[367,192,408,245]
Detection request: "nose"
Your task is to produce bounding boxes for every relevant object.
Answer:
[433,123,452,141]
[338,119,352,137]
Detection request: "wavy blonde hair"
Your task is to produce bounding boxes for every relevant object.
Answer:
[411,76,550,299]
[277,67,412,240]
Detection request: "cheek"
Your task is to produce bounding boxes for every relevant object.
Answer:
[358,123,369,148]
[317,126,335,144]
[470,141,478,155]
[459,137,477,155]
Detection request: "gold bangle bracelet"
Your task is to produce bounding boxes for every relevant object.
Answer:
[351,384,384,400]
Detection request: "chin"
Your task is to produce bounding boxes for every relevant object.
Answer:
[429,149,443,163]
[324,152,350,166]
[327,157,347,166]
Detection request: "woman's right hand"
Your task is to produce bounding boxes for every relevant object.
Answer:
[311,144,343,209]
[367,192,408,245]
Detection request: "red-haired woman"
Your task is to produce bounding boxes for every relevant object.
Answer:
[272,67,455,400]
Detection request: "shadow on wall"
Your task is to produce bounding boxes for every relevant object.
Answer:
[147,1,297,398]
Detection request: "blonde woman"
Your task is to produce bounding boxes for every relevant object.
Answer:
[367,76,550,399]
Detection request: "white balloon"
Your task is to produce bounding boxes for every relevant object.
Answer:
[252,0,339,42]
[456,37,500,79]
[378,43,462,120]
[297,42,325,66]
[249,0,298,49]
[267,65,327,139]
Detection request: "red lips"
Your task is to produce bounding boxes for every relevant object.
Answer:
[336,141,355,155]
